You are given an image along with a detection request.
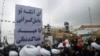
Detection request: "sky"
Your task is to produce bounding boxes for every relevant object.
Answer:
[0,0,100,36]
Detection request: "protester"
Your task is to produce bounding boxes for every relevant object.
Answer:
[9,44,19,53]
[91,37,100,56]
[3,45,10,56]
[41,40,52,56]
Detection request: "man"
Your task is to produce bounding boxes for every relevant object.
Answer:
[3,44,19,56]
[41,40,52,56]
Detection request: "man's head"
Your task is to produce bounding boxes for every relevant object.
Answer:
[96,37,100,45]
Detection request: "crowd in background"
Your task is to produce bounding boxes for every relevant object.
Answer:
[0,36,100,56]
[52,37,100,56]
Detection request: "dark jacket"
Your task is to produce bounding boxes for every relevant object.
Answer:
[42,45,51,51]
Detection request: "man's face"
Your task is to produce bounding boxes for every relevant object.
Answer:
[45,41,49,45]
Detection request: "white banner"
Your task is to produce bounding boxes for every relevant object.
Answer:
[14,5,42,46]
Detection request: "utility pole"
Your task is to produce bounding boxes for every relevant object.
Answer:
[0,0,6,46]
[88,7,93,32]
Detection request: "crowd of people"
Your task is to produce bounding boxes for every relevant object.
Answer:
[0,36,100,56]
[53,37,100,56]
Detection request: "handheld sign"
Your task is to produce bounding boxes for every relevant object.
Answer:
[15,5,42,46]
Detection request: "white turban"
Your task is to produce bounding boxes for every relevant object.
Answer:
[19,45,41,56]
[9,51,18,56]
[40,48,51,56]
[65,39,69,44]
[58,43,64,48]
[51,49,60,54]
[91,42,100,50]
